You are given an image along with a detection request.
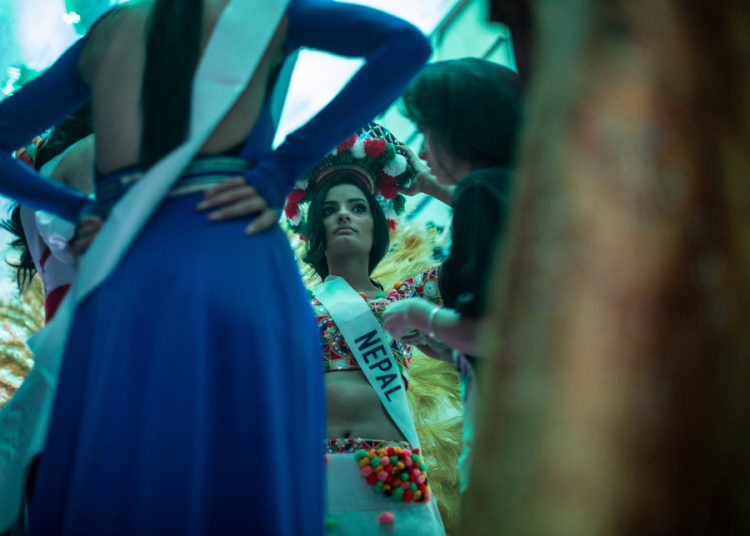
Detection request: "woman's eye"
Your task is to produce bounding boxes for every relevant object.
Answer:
[353,204,367,213]
[323,207,335,216]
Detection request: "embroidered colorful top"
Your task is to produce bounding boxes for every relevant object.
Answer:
[310,266,441,387]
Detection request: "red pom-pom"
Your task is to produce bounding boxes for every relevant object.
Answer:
[403,490,414,502]
[288,188,306,204]
[380,180,398,200]
[366,473,379,486]
[284,202,299,219]
[364,138,386,159]
[337,134,358,153]
[386,447,396,456]
[378,512,395,525]
[387,219,398,231]
[418,483,428,494]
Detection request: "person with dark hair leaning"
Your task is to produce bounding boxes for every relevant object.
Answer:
[2,106,94,321]
[381,58,522,492]
[0,0,431,533]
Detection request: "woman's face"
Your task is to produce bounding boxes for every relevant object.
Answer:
[322,183,374,259]
[419,129,465,185]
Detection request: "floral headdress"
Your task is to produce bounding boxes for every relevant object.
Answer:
[284,123,416,236]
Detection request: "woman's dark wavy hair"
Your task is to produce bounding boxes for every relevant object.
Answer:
[302,172,390,281]
[402,58,522,168]
[1,105,93,294]
[140,0,203,167]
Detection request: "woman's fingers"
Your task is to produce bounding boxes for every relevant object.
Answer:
[197,178,260,211]
[207,196,268,221]
[202,176,247,198]
[245,208,280,235]
[71,217,104,257]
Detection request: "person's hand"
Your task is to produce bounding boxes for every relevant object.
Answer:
[396,144,437,197]
[383,297,437,339]
[71,216,104,258]
[382,299,419,339]
[196,176,279,235]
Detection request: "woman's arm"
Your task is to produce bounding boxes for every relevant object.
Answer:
[0,40,92,222]
[237,0,432,210]
[383,297,484,358]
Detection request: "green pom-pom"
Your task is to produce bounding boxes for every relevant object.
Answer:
[354,450,368,461]
[412,454,421,464]
[400,472,409,481]
[374,481,385,493]
[370,457,381,468]
[325,517,337,531]
[393,195,406,214]
[392,487,404,501]
[380,143,396,164]
[409,482,418,492]
[389,456,399,464]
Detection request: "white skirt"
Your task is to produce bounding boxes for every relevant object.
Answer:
[326,452,446,535]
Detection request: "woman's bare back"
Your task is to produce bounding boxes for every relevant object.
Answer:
[78,0,288,175]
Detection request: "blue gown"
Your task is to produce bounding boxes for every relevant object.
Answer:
[0,1,431,534]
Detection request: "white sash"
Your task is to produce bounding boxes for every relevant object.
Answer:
[314,277,421,451]
[0,1,290,529]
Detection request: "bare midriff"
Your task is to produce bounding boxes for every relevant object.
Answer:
[325,371,406,441]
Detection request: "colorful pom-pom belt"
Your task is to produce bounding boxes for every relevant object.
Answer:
[354,446,431,503]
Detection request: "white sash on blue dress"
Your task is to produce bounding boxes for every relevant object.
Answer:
[0,1,290,529]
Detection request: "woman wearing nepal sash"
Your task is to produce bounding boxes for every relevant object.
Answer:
[283,123,446,535]
[0,0,431,533]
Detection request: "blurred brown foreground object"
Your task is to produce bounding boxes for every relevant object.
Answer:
[465,1,750,533]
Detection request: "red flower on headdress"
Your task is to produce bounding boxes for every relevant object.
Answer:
[288,188,307,205]
[388,219,398,231]
[364,138,386,159]
[380,176,398,200]
[284,188,307,219]
[285,202,300,219]
[337,134,358,153]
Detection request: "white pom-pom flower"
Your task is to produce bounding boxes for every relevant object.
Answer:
[383,153,407,177]
[351,139,367,159]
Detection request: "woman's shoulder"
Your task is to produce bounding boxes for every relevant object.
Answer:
[78,4,149,81]
[454,167,512,204]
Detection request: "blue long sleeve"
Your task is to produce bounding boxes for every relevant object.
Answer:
[0,40,92,222]
[239,0,432,209]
